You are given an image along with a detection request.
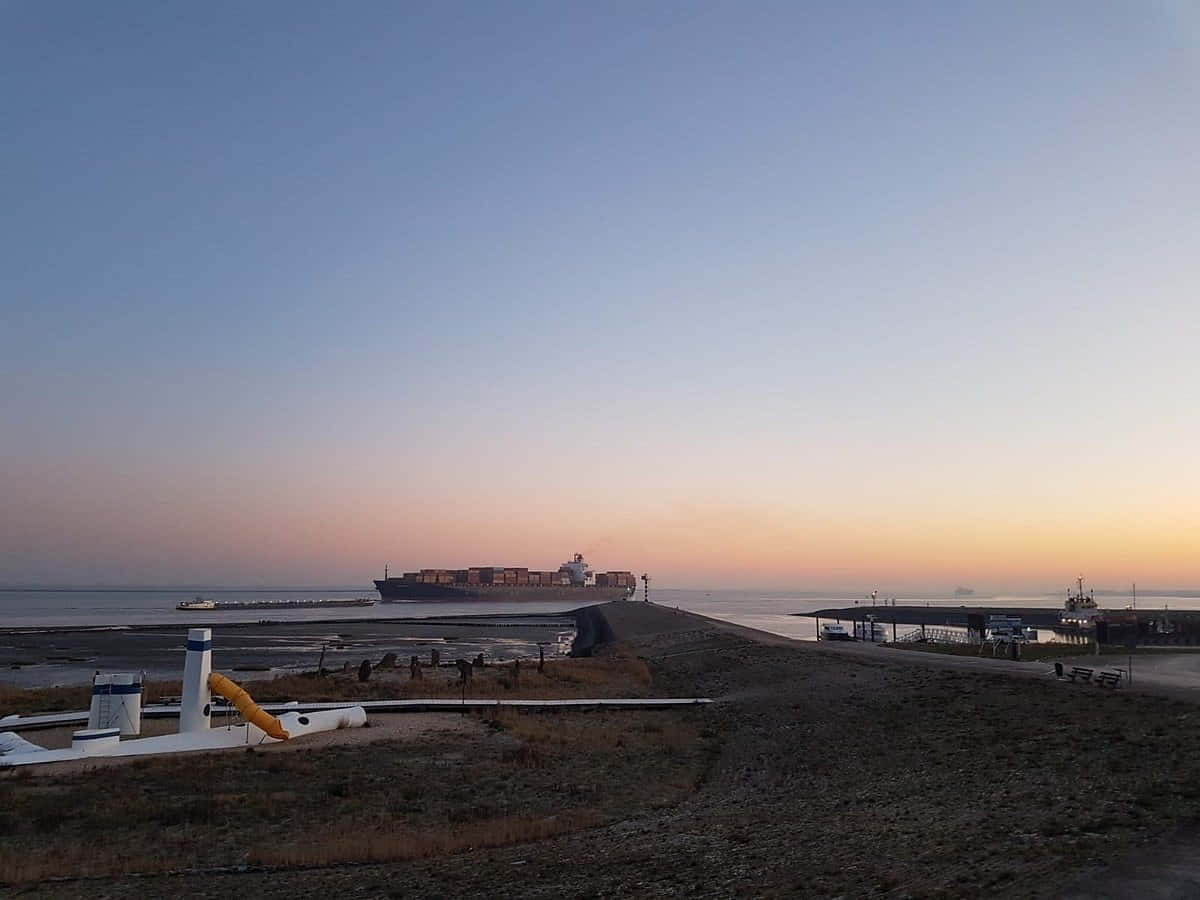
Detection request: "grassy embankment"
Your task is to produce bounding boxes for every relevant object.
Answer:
[0,654,712,884]
[641,637,1200,898]
[16,610,1200,896]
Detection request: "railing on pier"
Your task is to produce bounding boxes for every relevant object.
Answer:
[895,626,972,645]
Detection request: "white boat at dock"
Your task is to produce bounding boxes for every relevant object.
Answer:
[820,623,852,641]
[819,621,889,642]
[1060,576,1101,629]
[853,621,889,642]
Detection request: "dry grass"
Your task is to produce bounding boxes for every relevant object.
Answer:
[247,655,653,702]
[0,656,653,718]
[0,710,712,883]
[486,704,694,755]
[252,811,605,868]
[0,682,92,716]
[0,680,182,717]
[0,663,716,886]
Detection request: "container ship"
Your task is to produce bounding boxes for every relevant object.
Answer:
[373,553,637,602]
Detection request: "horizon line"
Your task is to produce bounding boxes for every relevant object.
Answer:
[3,583,1196,597]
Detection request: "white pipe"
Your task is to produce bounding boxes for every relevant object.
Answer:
[276,707,367,738]
[180,628,212,733]
[3,696,716,731]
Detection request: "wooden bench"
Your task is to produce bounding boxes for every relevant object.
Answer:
[1059,666,1123,687]
[1065,666,1094,683]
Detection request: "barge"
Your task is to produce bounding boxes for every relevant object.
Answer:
[177,597,376,611]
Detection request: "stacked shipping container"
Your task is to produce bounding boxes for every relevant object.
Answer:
[398,566,632,588]
[594,571,635,588]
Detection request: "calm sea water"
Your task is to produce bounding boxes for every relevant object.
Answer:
[5,585,1192,635]
[3,587,1198,688]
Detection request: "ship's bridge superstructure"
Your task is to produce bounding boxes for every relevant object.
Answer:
[559,553,592,586]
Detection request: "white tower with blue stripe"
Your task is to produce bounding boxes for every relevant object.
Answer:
[88,673,142,734]
[180,627,212,733]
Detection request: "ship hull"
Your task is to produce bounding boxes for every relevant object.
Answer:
[373,581,632,603]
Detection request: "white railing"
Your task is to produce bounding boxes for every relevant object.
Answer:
[895,626,972,644]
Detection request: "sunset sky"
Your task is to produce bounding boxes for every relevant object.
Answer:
[3,3,1198,591]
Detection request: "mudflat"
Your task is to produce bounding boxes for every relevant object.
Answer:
[0,615,575,688]
[6,601,1200,898]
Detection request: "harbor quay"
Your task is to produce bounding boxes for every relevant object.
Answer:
[806,603,1200,646]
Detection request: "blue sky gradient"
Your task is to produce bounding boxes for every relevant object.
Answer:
[3,2,1198,588]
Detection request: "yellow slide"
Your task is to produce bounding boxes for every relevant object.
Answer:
[207,673,290,740]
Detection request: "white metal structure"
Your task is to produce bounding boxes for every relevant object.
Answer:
[2,698,712,733]
[180,627,212,733]
[71,727,121,754]
[0,628,367,768]
[88,673,142,735]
